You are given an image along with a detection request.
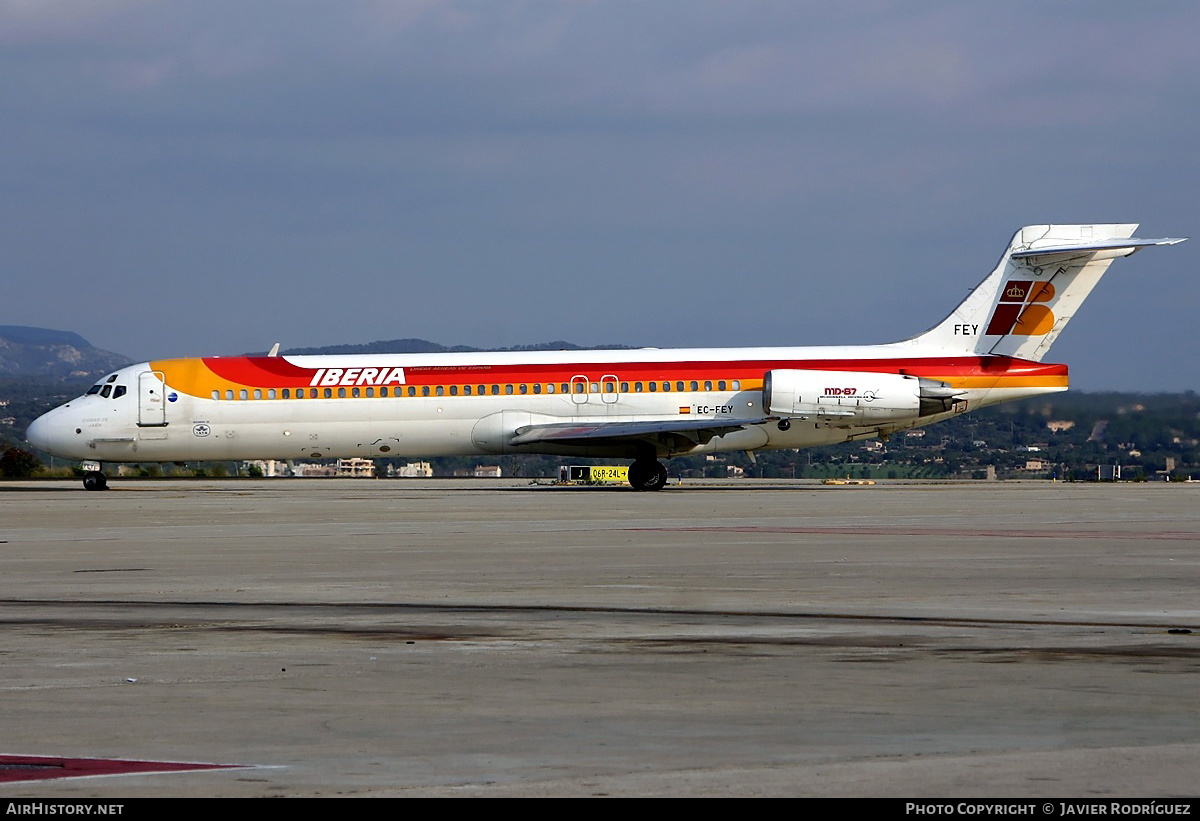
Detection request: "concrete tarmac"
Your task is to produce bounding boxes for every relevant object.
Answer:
[1,478,1198,797]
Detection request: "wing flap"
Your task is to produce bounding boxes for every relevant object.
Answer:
[508,416,770,447]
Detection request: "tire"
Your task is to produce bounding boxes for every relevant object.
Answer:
[82,472,108,491]
[629,460,668,491]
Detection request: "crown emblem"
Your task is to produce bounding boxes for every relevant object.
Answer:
[1005,284,1027,299]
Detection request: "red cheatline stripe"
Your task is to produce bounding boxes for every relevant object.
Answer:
[0,754,246,783]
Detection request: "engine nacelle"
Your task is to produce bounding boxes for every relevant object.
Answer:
[763,369,927,426]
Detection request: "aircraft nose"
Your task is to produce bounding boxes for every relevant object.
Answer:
[26,410,72,456]
[26,413,52,452]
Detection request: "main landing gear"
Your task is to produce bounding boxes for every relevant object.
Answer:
[82,470,108,491]
[627,458,668,492]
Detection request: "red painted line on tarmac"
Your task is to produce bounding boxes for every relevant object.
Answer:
[622,526,1199,540]
[0,754,246,783]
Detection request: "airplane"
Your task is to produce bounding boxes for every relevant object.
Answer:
[25,224,1185,491]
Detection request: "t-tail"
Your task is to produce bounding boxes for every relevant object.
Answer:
[903,224,1186,361]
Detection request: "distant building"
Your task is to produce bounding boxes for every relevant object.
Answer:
[337,458,376,478]
[390,461,433,478]
[1046,420,1075,433]
[474,465,502,478]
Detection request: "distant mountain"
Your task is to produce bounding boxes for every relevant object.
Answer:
[279,338,637,356]
[0,326,133,379]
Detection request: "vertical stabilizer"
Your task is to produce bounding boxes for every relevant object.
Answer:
[901,224,1184,361]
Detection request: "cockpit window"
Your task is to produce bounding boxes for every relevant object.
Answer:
[100,385,112,398]
[113,385,127,399]
[86,384,102,395]
[106,374,118,383]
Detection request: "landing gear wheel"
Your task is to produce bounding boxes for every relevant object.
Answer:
[82,471,108,491]
[628,459,668,491]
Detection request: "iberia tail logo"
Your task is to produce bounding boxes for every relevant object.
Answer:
[985,280,1056,336]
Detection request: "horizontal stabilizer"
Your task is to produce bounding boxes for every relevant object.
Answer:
[1011,237,1186,262]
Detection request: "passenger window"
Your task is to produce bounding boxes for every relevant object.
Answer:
[505,385,514,395]
[560,383,569,394]
[366,387,374,397]
[478,385,485,395]
[226,389,234,400]
[648,381,657,392]
[463,385,472,396]
[324,388,332,398]
[435,386,444,396]
[240,389,249,400]
[590,382,599,393]
[282,389,290,398]
[677,382,685,392]
[254,389,262,399]
[547,383,556,394]
[704,381,712,391]
[634,382,643,392]
[662,382,671,392]
[338,388,346,398]
[212,390,220,400]
[491,385,500,395]
[718,380,726,391]
[352,387,361,397]
[519,384,528,394]
[532,383,541,394]
[732,380,741,390]
[449,386,458,396]
[422,386,430,397]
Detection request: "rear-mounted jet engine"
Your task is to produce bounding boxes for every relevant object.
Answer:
[763,369,964,427]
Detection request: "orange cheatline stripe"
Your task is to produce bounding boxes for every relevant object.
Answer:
[933,375,1068,389]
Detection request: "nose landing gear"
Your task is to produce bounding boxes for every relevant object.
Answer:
[82,471,108,491]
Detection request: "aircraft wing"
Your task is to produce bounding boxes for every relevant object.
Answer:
[508,416,771,448]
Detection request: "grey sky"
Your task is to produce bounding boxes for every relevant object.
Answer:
[2,1,1197,390]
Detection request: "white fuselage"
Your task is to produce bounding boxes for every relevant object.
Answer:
[25,343,1067,465]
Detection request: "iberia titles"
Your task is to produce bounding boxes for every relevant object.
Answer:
[309,367,407,387]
